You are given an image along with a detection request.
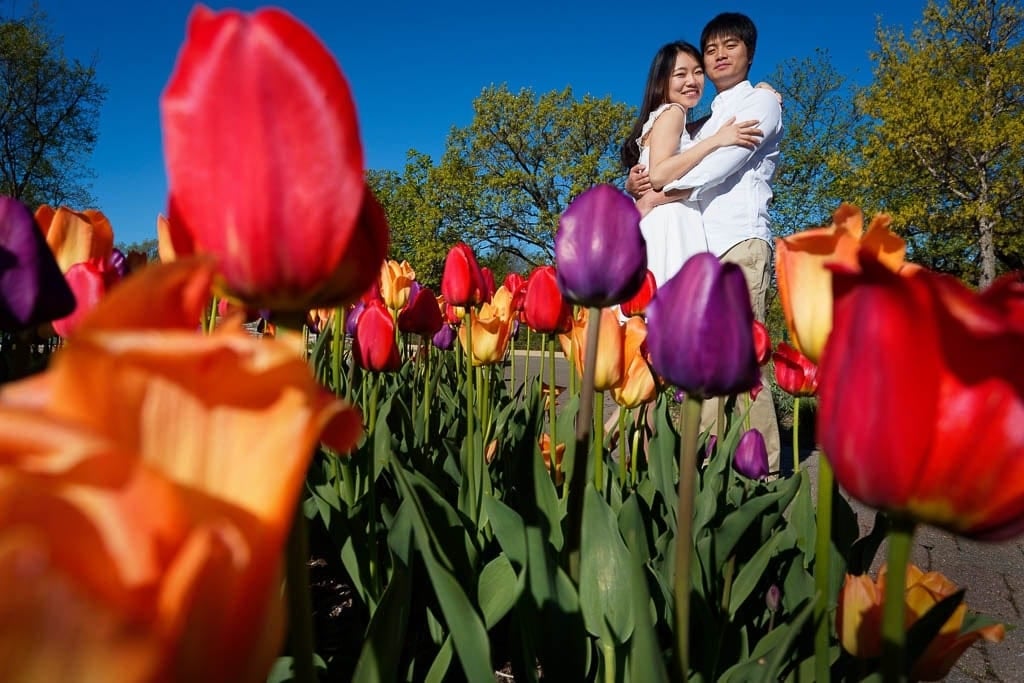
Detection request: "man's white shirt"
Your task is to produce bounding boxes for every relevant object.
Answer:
[663,80,782,257]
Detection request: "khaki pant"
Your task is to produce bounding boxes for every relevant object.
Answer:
[700,238,781,474]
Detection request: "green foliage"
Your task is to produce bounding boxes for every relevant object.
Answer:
[0,6,107,208]
[116,237,159,261]
[369,85,634,273]
[832,0,1024,285]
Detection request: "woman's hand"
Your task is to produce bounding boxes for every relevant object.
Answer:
[755,81,783,105]
[712,116,762,149]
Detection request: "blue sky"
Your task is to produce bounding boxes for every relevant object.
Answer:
[32,0,928,244]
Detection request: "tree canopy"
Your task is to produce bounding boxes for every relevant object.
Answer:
[0,6,106,208]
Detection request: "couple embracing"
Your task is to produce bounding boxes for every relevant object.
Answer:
[623,12,783,472]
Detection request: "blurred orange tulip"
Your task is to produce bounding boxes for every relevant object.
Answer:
[837,564,1004,681]
[35,205,114,273]
[539,433,565,486]
[775,203,907,362]
[0,259,362,681]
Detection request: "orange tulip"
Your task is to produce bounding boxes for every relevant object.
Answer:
[0,259,362,681]
[458,285,515,366]
[837,565,1004,681]
[539,433,565,486]
[559,307,624,392]
[612,316,656,408]
[775,203,907,362]
[35,205,114,273]
[379,259,416,311]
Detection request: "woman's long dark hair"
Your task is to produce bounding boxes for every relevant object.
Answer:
[620,41,702,170]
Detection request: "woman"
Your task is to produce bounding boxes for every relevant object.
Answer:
[621,41,762,286]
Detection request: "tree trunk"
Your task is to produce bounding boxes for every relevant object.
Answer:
[978,216,997,288]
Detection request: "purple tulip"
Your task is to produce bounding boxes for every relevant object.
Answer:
[432,323,456,350]
[107,248,128,279]
[701,434,718,462]
[554,184,646,307]
[733,429,769,480]
[0,196,75,331]
[646,252,759,398]
[346,300,365,337]
[766,584,781,612]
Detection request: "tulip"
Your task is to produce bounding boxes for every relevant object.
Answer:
[837,565,1004,680]
[818,253,1024,540]
[554,184,646,307]
[432,323,457,350]
[458,287,515,366]
[161,7,385,312]
[441,243,485,307]
[0,258,362,681]
[539,433,565,486]
[51,261,107,338]
[522,265,572,335]
[733,429,769,480]
[772,342,818,397]
[305,307,334,334]
[503,272,526,312]
[775,203,907,362]
[0,196,75,331]
[611,316,656,409]
[353,300,400,372]
[379,259,416,311]
[559,307,624,392]
[620,269,657,317]
[35,204,114,273]
[345,300,365,337]
[752,320,771,365]
[397,285,443,337]
[646,252,759,398]
[480,266,496,303]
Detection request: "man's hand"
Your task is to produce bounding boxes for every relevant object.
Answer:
[626,164,652,198]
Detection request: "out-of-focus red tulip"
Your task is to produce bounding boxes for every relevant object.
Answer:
[51,261,106,338]
[440,243,485,307]
[523,265,572,335]
[772,342,818,396]
[620,269,657,317]
[353,300,400,372]
[161,7,384,312]
[752,320,771,365]
[818,253,1024,540]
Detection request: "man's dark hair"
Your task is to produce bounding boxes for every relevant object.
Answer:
[700,12,757,61]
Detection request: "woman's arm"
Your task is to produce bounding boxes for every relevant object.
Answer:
[648,114,763,191]
[635,187,692,217]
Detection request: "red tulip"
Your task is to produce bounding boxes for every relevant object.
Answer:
[353,300,400,372]
[161,7,383,312]
[503,272,526,313]
[397,285,443,337]
[522,265,572,335]
[818,254,1024,540]
[772,342,818,396]
[440,243,485,307]
[620,269,657,317]
[480,266,496,303]
[51,262,107,338]
[752,320,772,365]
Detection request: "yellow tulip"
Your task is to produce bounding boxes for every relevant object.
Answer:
[0,259,362,681]
[458,285,515,366]
[379,259,416,311]
[36,205,114,273]
[775,203,907,362]
[837,564,1005,681]
[558,307,624,392]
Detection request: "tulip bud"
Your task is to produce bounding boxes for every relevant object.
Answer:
[733,429,769,480]
[752,320,772,365]
[441,243,485,307]
[523,265,572,335]
[646,253,759,398]
[766,584,781,613]
[554,184,646,307]
[353,300,400,372]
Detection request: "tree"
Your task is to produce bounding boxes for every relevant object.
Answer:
[0,6,106,208]
[438,84,634,265]
[832,0,1024,286]
[766,49,862,234]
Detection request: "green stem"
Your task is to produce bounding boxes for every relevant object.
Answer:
[565,306,602,582]
[285,503,316,683]
[793,396,801,474]
[204,294,218,335]
[630,407,642,487]
[814,452,835,682]
[463,311,477,521]
[716,396,726,443]
[882,518,916,683]
[618,406,627,487]
[673,395,703,680]
[548,337,559,486]
[603,640,617,683]
[332,307,344,397]
[593,390,604,492]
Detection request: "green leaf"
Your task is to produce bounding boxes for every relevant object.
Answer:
[713,475,800,568]
[728,532,783,617]
[351,564,412,683]
[479,554,520,628]
[579,485,635,643]
[484,495,528,567]
[626,558,671,683]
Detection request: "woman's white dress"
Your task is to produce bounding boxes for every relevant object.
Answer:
[636,104,709,286]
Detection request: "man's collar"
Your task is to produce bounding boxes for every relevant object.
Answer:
[711,80,754,109]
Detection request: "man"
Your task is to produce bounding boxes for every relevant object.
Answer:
[627,12,783,473]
